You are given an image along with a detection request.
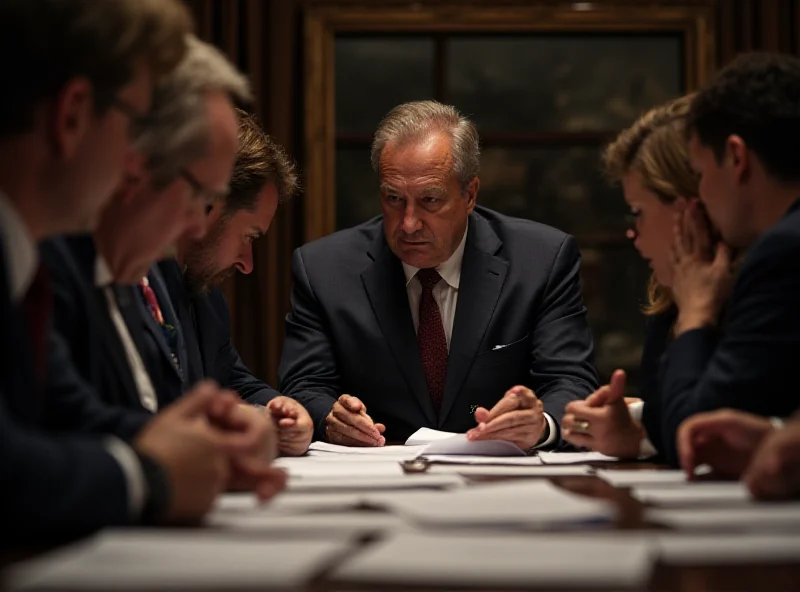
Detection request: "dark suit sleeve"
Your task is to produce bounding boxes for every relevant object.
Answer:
[0,394,132,543]
[528,235,598,438]
[279,248,340,441]
[44,332,149,442]
[210,291,279,406]
[659,237,800,466]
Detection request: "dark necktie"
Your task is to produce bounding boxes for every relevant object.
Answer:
[138,277,181,372]
[22,263,52,385]
[417,268,448,415]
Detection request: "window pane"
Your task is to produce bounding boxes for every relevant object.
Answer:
[581,245,650,389]
[478,146,628,237]
[336,149,381,229]
[336,37,436,135]
[447,34,683,132]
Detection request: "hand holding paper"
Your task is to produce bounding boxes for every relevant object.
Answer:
[467,385,545,449]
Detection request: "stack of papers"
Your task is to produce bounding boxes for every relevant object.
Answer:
[596,469,688,487]
[8,531,351,591]
[631,482,751,506]
[654,533,800,564]
[647,503,800,531]
[331,531,654,589]
[381,480,615,528]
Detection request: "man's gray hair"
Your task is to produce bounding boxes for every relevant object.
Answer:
[370,100,480,189]
[135,34,252,188]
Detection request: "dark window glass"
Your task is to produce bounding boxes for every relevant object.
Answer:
[447,34,683,132]
[336,149,381,229]
[335,37,436,135]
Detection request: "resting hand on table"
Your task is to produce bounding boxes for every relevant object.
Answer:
[466,386,546,450]
[205,397,286,501]
[743,419,800,500]
[678,409,778,480]
[562,370,643,459]
[325,394,386,447]
[267,396,314,456]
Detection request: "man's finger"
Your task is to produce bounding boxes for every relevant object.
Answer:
[339,395,364,414]
[277,417,297,429]
[333,405,381,439]
[713,241,732,271]
[608,370,627,404]
[476,409,540,435]
[481,392,520,423]
[585,385,613,407]
[328,416,383,446]
[677,420,700,478]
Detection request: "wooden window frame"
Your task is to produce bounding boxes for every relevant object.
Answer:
[304,2,716,242]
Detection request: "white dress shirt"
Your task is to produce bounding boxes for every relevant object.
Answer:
[0,191,146,519]
[401,227,557,449]
[95,257,158,413]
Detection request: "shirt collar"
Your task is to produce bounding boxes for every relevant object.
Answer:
[0,191,38,302]
[402,224,468,289]
[94,255,114,287]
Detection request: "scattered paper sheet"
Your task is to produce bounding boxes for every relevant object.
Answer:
[632,482,751,506]
[307,442,425,460]
[207,510,411,538]
[647,504,800,531]
[420,454,542,465]
[538,451,618,464]
[8,531,351,591]
[331,531,653,589]
[427,464,593,477]
[274,458,404,478]
[654,533,800,564]
[596,469,688,487]
[406,427,526,456]
[380,480,614,527]
[287,473,465,493]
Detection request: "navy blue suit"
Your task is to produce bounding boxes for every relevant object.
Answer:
[1,235,145,543]
[279,207,598,443]
[158,259,280,405]
[658,199,800,465]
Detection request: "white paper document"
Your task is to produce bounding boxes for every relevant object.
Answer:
[632,482,751,506]
[307,441,425,460]
[421,454,542,465]
[286,472,465,493]
[647,503,800,531]
[427,464,593,477]
[207,510,410,538]
[274,457,404,478]
[596,469,688,487]
[331,531,653,589]
[654,533,800,564]
[538,451,618,464]
[406,427,526,456]
[8,531,350,591]
[381,480,614,527]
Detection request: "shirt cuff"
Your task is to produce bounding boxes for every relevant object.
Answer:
[531,413,558,450]
[104,436,147,520]
[627,401,657,459]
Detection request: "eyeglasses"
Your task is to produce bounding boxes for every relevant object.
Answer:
[179,168,227,206]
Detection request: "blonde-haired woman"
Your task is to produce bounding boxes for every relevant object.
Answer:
[563,94,714,460]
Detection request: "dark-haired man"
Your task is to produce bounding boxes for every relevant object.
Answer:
[657,51,800,465]
[155,111,314,456]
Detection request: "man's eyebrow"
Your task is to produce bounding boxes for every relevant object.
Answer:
[380,183,400,193]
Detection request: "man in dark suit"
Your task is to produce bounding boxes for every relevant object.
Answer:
[0,0,280,543]
[42,35,252,413]
[654,52,800,465]
[279,100,598,448]
[159,110,314,456]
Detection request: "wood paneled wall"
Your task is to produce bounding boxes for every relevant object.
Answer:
[183,0,800,387]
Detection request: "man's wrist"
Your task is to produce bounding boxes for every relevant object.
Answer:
[134,450,171,524]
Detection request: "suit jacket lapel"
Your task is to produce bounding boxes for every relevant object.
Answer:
[158,259,204,386]
[131,280,184,383]
[439,214,508,426]
[361,237,436,425]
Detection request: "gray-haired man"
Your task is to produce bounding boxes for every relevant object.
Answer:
[41,35,285,499]
[280,100,599,449]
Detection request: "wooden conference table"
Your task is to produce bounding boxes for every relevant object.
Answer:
[2,461,799,592]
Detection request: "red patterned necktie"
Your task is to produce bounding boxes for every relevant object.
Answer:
[416,268,448,414]
[138,277,165,325]
[22,263,52,385]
